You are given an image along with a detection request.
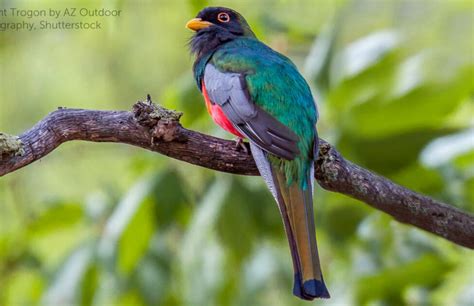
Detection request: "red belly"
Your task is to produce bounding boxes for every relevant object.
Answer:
[202,81,244,138]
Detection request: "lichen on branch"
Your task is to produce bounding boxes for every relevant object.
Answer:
[0,132,24,160]
[132,96,186,143]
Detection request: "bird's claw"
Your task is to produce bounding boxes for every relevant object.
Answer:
[234,137,249,154]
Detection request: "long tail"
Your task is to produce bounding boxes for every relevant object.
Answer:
[250,143,329,300]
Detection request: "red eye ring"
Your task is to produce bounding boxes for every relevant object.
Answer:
[217,12,230,23]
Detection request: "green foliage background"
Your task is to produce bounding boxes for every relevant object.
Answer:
[0,0,473,305]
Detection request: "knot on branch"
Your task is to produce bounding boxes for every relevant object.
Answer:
[315,140,343,185]
[132,95,187,144]
[0,132,24,160]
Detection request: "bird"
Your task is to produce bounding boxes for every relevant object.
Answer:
[186,7,329,300]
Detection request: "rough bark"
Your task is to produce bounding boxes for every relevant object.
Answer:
[1,100,473,249]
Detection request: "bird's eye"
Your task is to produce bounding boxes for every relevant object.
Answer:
[217,12,230,23]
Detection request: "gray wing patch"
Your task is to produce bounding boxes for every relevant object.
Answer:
[203,65,256,120]
[204,64,300,160]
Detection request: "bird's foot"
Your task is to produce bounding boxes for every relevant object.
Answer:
[234,137,249,154]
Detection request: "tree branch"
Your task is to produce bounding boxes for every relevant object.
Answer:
[1,100,473,249]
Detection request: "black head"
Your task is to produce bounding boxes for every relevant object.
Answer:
[187,7,254,36]
[186,7,255,56]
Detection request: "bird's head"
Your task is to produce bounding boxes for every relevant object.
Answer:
[186,7,255,56]
[186,7,254,37]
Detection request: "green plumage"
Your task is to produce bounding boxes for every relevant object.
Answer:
[195,37,318,187]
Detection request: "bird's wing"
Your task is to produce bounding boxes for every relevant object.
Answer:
[203,63,300,160]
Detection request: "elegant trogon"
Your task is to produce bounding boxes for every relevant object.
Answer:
[186,7,329,300]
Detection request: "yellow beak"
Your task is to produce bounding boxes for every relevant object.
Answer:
[186,18,213,31]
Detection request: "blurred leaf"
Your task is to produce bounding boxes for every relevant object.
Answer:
[81,263,99,306]
[114,290,146,306]
[2,268,44,306]
[42,243,95,306]
[27,203,90,270]
[420,128,474,168]
[323,194,370,245]
[431,254,474,306]
[134,253,169,306]
[178,177,230,305]
[98,179,156,277]
[216,177,279,262]
[326,51,398,112]
[338,128,457,174]
[238,244,283,304]
[330,30,399,84]
[463,177,474,212]
[118,197,155,276]
[391,163,444,197]
[348,82,469,138]
[356,254,454,305]
[27,203,84,238]
[305,20,339,91]
[150,169,192,229]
